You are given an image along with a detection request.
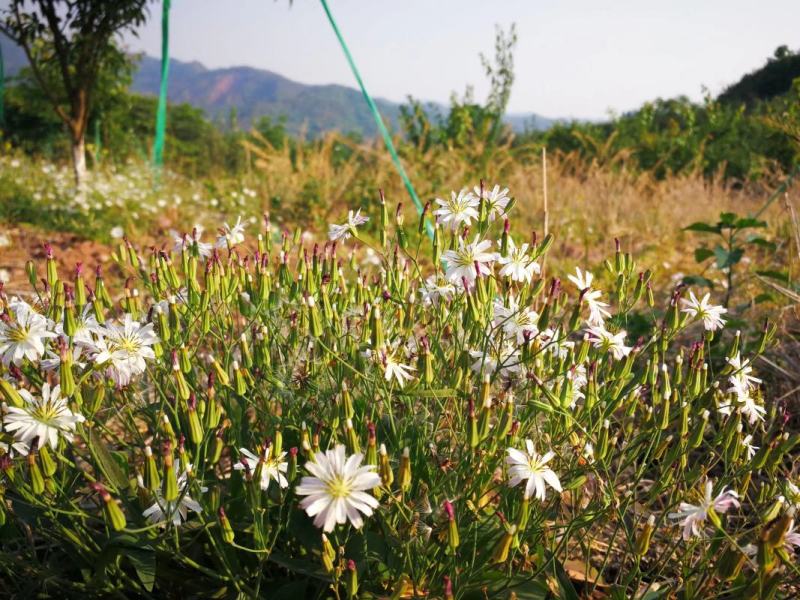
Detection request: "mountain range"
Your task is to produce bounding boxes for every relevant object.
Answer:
[129,55,554,136]
[0,34,553,136]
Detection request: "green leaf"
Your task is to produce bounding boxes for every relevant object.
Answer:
[694,247,714,262]
[87,428,128,491]
[125,548,156,592]
[682,275,714,289]
[756,269,789,283]
[714,245,744,269]
[684,221,720,233]
[746,235,776,250]
[735,217,767,229]
[754,293,773,304]
[719,212,738,226]
[552,557,581,600]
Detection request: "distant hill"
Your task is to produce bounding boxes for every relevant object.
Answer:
[0,33,553,136]
[718,45,800,105]
[130,55,554,136]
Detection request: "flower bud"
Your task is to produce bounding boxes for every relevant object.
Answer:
[218,506,235,544]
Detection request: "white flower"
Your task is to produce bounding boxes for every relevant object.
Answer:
[433,189,479,231]
[668,480,739,540]
[681,291,727,331]
[505,439,562,501]
[586,325,631,360]
[295,445,381,532]
[497,238,539,283]
[172,227,213,258]
[216,216,246,248]
[3,383,84,449]
[442,236,498,284]
[567,267,594,291]
[234,446,289,491]
[40,345,85,372]
[110,226,125,239]
[741,434,758,460]
[419,276,456,306]
[142,460,206,526]
[328,209,369,241]
[0,299,57,366]
[724,352,764,424]
[55,304,102,346]
[469,343,521,378]
[568,268,610,325]
[380,347,416,388]
[474,184,511,221]
[493,296,539,345]
[86,314,159,386]
[727,352,761,393]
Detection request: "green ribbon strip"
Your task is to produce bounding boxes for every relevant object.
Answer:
[152,0,171,168]
[319,0,433,238]
[0,41,5,128]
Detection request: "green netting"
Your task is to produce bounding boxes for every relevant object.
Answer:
[152,0,171,168]
[319,0,433,238]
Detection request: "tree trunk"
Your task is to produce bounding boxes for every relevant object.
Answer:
[71,133,88,188]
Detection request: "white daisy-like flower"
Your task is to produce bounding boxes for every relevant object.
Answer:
[727,352,761,394]
[295,445,381,532]
[433,189,479,231]
[469,343,521,378]
[586,325,631,360]
[380,346,416,388]
[328,209,369,241]
[142,460,206,526]
[173,227,213,258]
[668,480,739,540]
[474,184,511,221]
[723,352,765,424]
[85,314,159,386]
[493,296,539,345]
[681,291,727,331]
[419,276,456,306]
[3,383,85,450]
[567,267,594,291]
[0,299,57,366]
[568,268,610,325]
[234,446,289,491]
[442,236,498,284]
[505,439,562,501]
[216,216,246,248]
[497,238,540,283]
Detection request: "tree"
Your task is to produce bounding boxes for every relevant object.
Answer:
[0,0,151,185]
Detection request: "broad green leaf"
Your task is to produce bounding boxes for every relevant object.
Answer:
[735,217,767,229]
[694,247,714,262]
[746,235,776,250]
[684,222,720,233]
[681,275,714,289]
[714,245,743,269]
[719,212,738,226]
[126,548,156,592]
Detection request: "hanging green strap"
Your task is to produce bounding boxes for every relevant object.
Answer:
[319,0,433,238]
[152,0,171,168]
[0,42,5,128]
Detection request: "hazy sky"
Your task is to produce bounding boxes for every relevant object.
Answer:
[124,0,799,119]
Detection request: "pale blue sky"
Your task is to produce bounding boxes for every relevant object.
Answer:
[124,0,800,119]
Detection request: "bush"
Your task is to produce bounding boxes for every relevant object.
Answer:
[0,185,796,598]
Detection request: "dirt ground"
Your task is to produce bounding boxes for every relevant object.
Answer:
[0,223,113,295]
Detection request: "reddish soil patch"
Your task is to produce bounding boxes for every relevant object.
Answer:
[0,224,113,295]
